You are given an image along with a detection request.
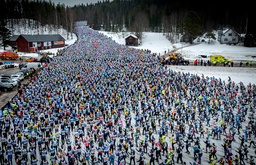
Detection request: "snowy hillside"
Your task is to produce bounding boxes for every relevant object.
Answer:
[99,31,174,55]
[137,32,173,55]
[6,19,75,41]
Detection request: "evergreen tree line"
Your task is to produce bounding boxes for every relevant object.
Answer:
[0,0,255,47]
[1,0,74,32]
[72,0,255,46]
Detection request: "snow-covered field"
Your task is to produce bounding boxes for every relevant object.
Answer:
[181,42,256,62]
[99,31,256,86]
[170,65,256,86]
[99,31,256,62]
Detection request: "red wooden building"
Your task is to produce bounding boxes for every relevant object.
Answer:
[9,34,65,53]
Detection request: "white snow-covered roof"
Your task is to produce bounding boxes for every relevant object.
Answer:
[125,34,138,39]
[223,28,240,36]
[10,34,65,42]
[222,28,230,34]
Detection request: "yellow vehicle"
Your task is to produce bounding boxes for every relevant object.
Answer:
[167,52,182,61]
[210,55,232,64]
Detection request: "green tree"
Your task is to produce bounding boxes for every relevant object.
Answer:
[183,11,202,43]
[244,34,256,47]
[124,12,130,29]
[0,20,11,50]
[205,32,216,43]
[93,11,100,30]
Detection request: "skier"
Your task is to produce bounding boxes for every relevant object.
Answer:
[176,146,183,164]
[129,148,136,165]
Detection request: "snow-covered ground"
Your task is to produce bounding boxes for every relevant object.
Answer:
[181,41,256,62]
[99,31,176,55]
[100,31,256,61]
[99,31,256,86]
[130,32,173,55]
[169,65,256,86]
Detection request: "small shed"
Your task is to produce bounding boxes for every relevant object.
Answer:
[9,34,65,52]
[125,34,138,46]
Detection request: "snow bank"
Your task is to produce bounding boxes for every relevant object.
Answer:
[169,65,256,85]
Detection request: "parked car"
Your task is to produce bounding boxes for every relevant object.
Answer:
[26,57,37,62]
[0,75,10,79]
[0,82,13,91]
[20,62,41,70]
[0,77,10,82]
[11,74,24,81]
[14,72,24,77]
[0,79,18,87]
[19,63,26,69]
[0,75,11,82]
[198,55,208,58]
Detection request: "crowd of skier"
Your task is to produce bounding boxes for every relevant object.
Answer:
[0,21,256,165]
